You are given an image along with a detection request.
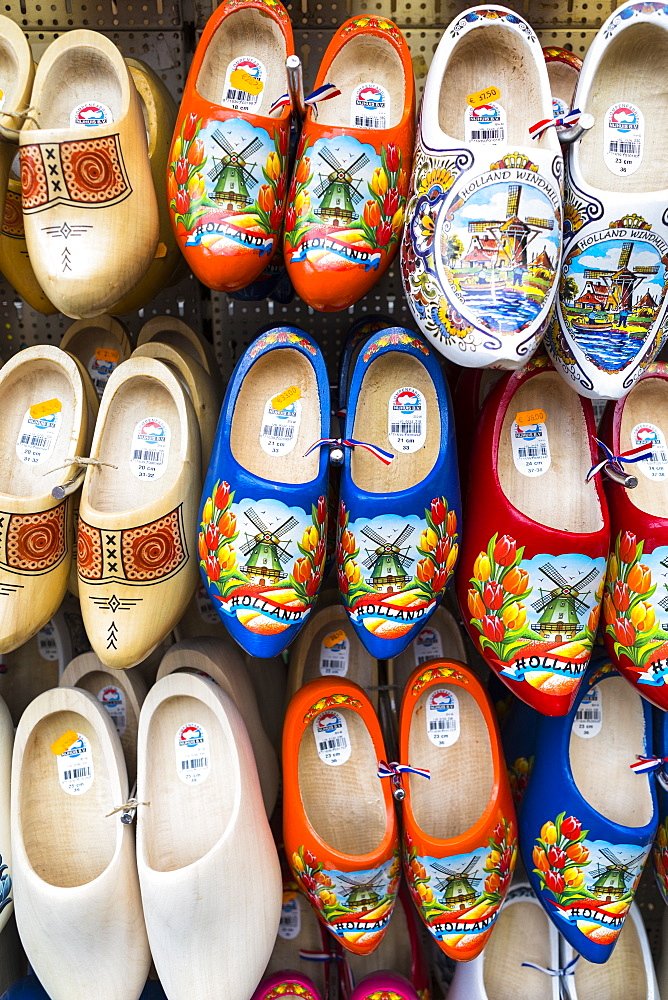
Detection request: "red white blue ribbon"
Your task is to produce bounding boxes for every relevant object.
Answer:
[303,437,395,465]
[521,956,579,977]
[269,82,342,116]
[586,437,654,482]
[377,760,431,780]
[630,754,668,774]
[529,108,583,139]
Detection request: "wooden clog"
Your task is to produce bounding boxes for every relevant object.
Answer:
[132,341,222,469]
[542,46,582,123]
[156,635,279,816]
[11,686,150,1000]
[60,316,133,400]
[244,652,287,757]
[391,604,468,695]
[0,346,89,654]
[19,30,159,319]
[110,58,181,315]
[0,164,56,314]
[168,0,294,292]
[136,672,282,1000]
[263,872,329,993]
[60,650,147,785]
[284,17,414,312]
[173,584,230,639]
[137,315,217,374]
[0,17,34,226]
[77,356,201,668]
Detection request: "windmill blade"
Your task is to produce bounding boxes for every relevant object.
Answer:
[362,525,390,547]
[275,516,299,538]
[241,164,258,186]
[212,128,235,154]
[350,187,364,205]
[394,524,415,548]
[618,241,634,269]
[634,265,660,275]
[584,268,614,279]
[240,539,256,556]
[573,596,590,615]
[240,136,263,159]
[314,179,330,197]
[600,847,624,867]
[531,593,554,613]
[432,861,459,877]
[624,852,647,870]
[527,216,554,230]
[244,508,270,534]
[660,595,668,611]
[506,184,521,218]
[347,152,370,174]
[208,164,222,182]
[539,563,571,588]
[469,220,504,232]
[319,145,345,172]
[398,553,415,568]
[572,567,599,592]
[362,555,376,569]
[460,856,481,875]
[276,545,292,565]
[590,864,607,878]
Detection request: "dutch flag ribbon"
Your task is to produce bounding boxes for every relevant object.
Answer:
[269,82,342,116]
[630,754,668,774]
[586,438,654,483]
[529,108,583,139]
[303,437,395,465]
[377,760,431,780]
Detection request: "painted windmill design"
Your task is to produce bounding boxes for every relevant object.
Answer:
[579,241,659,315]
[589,848,645,902]
[467,184,555,269]
[361,524,414,592]
[531,563,600,642]
[337,872,386,911]
[314,147,369,227]
[240,508,298,586]
[209,130,263,210]
[659,556,668,629]
[431,857,482,911]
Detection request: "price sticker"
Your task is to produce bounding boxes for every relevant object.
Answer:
[272,385,302,411]
[30,398,61,420]
[516,408,546,427]
[467,85,501,107]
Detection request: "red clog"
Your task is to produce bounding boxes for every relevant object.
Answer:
[283,16,414,311]
[455,356,610,715]
[168,0,293,292]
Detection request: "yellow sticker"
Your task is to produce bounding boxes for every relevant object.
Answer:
[30,398,62,420]
[467,85,501,108]
[516,408,546,427]
[282,890,298,903]
[272,385,302,411]
[51,730,78,755]
[95,347,120,364]
[230,68,264,96]
[154,242,167,259]
[324,629,347,648]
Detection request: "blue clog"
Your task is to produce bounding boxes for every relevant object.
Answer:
[337,314,391,414]
[199,326,331,656]
[652,707,668,906]
[1,977,167,1000]
[336,327,461,659]
[520,655,658,963]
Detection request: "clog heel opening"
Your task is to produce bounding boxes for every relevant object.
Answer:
[482,900,554,1000]
[0,41,20,111]
[620,378,668,518]
[498,371,605,533]
[297,709,386,856]
[0,361,76,498]
[547,60,579,112]
[20,711,116,887]
[316,36,404,129]
[63,325,124,372]
[569,677,653,828]
[438,26,548,148]
[230,348,321,485]
[579,23,668,195]
[87,374,182,514]
[351,353,439,492]
[73,670,138,780]
[33,48,123,129]
[407,686,493,840]
[295,608,378,707]
[142,694,236,872]
[197,8,287,116]
[574,914,647,1000]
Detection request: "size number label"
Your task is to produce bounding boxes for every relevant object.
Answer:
[388,386,426,453]
[604,102,644,177]
[222,56,266,112]
[57,732,94,795]
[413,626,443,666]
[426,687,460,747]
[16,404,62,465]
[319,629,349,676]
[175,722,210,785]
[632,422,668,480]
[351,82,390,130]
[313,709,351,766]
[260,395,300,457]
[572,687,602,739]
[511,419,551,477]
[129,416,170,480]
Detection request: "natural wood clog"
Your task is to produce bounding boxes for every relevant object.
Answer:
[137,315,217,374]
[19,30,159,319]
[0,346,89,654]
[11,686,150,1000]
[0,604,76,725]
[136,672,282,1000]
[0,164,56,314]
[60,315,133,400]
[244,653,287,757]
[77,356,201,668]
[60,650,147,785]
[110,58,181,315]
[390,604,468,695]
[542,46,582,122]
[132,341,222,469]
[0,17,34,226]
[156,635,279,816]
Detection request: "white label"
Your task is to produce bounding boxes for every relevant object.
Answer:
[57,733,94,796]
[552,96,569,120]
[175,722,210,785]
[465,103,506,145]
[632,422,668,480]
[37,621,59,661]
[221,56,266,112]
[97,685,126,737]
[70,101,114,127]
[278,895,302,940]
[604,102,644,177]
[511,420,551,477]
[260,396,300,456]
[313,709,351,766]
[351,82,390,130]
[16,406,61,466]
[196,582,220,624]
[319,630,349,676]
[572,687,602,738]
[413,626,444,666]
[129,416,171,480]
[426,687,460,747]
[388,386,426,454]
[87,353,117,398]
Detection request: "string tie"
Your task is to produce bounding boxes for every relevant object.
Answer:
[270,82,341,117]
[303,437,394,465]
[521,955,579,976]
[586,437,653,483]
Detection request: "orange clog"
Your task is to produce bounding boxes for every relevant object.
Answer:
[399,661,517,962]
[283,678,400,956]
[168,0,293,292]
[284,16,415,311]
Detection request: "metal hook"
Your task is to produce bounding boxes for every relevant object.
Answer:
[286,55,307,121]
[604,464,638,489]
[51,467,86,500]
[559,112,595,145]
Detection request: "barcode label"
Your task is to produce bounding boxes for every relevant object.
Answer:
[221,55,266,111]
[182,757,208,770]
[20,433,50,448]
[63,766,91,780]
[354,114,385,129]
[429,716,457,731]
[314,710,351,766]
[130,416,171,481]
[57,732,94,795]
[132,449,164,463]
[632,424,668,482]
[319,631,349,677]
[517,444,548,459]
[351,82,390,130]
[471,128,502,140]
[427,688,460,747]
[604,102,644,176]
[576,709,600,722]
[262,424,294,440]
[390,421,422,435]
[261,394,301,457]
[176,722,211,785]
[573,687,602,739]
[608,140,641,156]
[321,659,341,672]
[318,736,347,751]
[512,420,551,478]
[389,385,427,453]
[225,87,254,102]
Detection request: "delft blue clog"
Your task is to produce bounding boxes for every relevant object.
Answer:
[520,656,658,963]
[336,327,461,658]
[199,327,331,657]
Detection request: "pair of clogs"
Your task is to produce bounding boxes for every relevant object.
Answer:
[168,0,415,311]
[282,662,517,964]
[198,325,460,660]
